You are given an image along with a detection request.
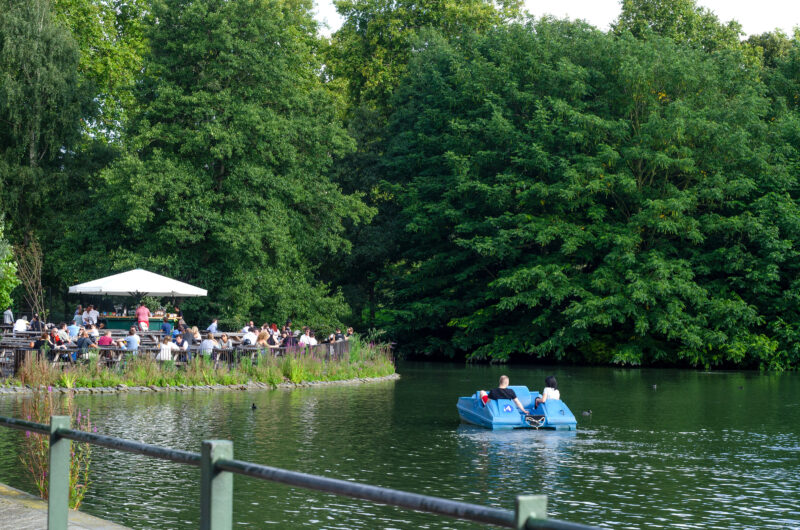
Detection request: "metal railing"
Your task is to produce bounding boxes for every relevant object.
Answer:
[0,414,598,530]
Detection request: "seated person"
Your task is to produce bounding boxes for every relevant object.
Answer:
[217,333,234,349]
[30,332,53,357]
[200,334,218,356]
[174,333,191,362]
[13,316,29,333]
[124,328,140,354]
[76,330,99,360]
[157,336,180,361]
[479,375,528,414]
[241,326,258,346]
[97,330,116,346]
[533,375,560,408]
[160,318,172,335]
[67,321,80,339]
[49,328,68,350]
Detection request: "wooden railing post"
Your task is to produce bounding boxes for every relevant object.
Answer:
[200,440,233,530]
[48,415,71,530]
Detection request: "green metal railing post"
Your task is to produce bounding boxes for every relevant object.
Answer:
[200,440,233,530]
[48,415,71,530]
[515,495,547,529]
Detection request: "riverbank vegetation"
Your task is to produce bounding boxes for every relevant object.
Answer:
[2,0,800,369]
[5,340,395,389]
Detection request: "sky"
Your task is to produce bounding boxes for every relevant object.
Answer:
[313,0,800,38]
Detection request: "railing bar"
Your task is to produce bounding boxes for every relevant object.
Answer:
[216,458,515,528]
[526,518,601,530]
[56,428,201,467]
[0,415,50,435]
[0,416,599,529]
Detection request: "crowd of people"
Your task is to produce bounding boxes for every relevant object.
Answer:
[4,304,355,362]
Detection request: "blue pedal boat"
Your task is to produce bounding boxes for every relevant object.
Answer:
[456,385,577,430]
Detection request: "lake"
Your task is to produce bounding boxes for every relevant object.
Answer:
[0,362,798,528]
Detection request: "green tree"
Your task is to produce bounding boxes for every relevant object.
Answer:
[325,0,523,327]
[746,30,793,69]
[613,0,742,52]
[383,21,800,369]
[329,0,522,108]
[0,0,86,238]
[51,0,149,137]
[57,0,371,328]
[0,219,19,311]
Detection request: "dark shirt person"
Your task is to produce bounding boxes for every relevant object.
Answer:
[29,315,44,332]
[30,332,52,352]
[480,375,528,414]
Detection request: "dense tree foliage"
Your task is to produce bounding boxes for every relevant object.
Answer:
[382,22,800,369]
[0,220,19,311]
[51,0,149,136]
[2,0,800,369]
[325,0,523,326]
[613,0,742,51]
[0,0,87,238]
[50,0,371,328]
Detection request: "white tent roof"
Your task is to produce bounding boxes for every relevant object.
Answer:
[68,269,207,297]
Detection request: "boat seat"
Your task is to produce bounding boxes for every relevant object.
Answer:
[507,386,532,408]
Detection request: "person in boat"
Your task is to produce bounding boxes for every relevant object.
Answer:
[479,375,528,414]
[533,375,560,409]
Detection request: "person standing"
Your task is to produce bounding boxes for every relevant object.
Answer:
[206,318,218,333]
[73,305,82,324]
[88,305,100,325]
[3,307,13,325]
[135,302,151,331]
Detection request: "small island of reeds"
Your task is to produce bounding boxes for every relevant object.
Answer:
[3,338,395,391]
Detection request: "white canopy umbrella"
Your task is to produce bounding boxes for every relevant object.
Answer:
[68,269,207,298]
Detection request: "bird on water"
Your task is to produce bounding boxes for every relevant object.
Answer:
[581,410,592,416]
[251,403,257,410]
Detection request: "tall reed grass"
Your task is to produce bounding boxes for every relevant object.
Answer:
[7,340,394,389]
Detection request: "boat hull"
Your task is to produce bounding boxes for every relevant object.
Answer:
[456,386,577,430]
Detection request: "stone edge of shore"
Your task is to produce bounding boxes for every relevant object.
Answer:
[0,481,130,529]
[0,372,400,395]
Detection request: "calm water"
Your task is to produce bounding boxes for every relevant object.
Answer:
[0,363,798,529]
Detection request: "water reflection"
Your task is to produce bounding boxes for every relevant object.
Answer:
[0,364,797,529]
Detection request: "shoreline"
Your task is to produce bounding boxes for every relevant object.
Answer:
[0,373,400,396]
[0,482,129,529]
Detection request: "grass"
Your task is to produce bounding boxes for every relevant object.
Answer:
[4,339,395,389]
